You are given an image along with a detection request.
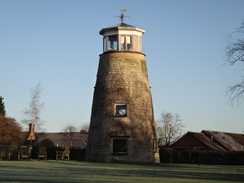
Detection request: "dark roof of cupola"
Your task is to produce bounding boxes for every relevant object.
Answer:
[107,23,136,28]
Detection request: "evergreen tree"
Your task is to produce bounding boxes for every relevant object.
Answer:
[0,96,6,116]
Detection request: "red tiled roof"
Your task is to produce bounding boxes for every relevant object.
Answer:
[172,130,244,151]
[190,132,225,151]
[202,130,244,151]
[226,133,244,147]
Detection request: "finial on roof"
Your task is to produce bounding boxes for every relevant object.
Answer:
[115,9,129,23]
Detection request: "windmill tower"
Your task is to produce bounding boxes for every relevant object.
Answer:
[86,10,159,163]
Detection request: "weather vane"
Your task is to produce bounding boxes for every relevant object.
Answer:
[115,9,129,23]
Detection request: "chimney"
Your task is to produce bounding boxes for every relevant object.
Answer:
[27,123,36,141]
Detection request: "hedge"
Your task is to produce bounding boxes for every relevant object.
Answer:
[159,148,244,165]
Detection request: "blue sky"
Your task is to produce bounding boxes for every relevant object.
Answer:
[0,0,243,133]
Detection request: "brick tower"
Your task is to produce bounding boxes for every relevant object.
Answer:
[86,17,159,162]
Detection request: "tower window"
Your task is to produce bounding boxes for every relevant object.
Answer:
[108,35,117,51]
[115,104,127,116]
[112,138,127,154]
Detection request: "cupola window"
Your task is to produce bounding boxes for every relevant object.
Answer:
[120,35,132,50]
[108,35,117,51]
[103,37,106,52]
[126,35,132,50]
[120,35,125,50]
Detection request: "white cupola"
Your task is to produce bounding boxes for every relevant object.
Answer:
[99,23,145,53]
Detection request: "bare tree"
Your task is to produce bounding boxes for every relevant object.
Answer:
[22,82,44,131]
[226,21,244,105]
[156,112,184,147]
[80,123,89,132]
[63,123,77,148]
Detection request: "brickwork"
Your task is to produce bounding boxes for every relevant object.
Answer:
[86,51,159,162]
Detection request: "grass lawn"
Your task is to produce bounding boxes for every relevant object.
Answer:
[0,161,243,183]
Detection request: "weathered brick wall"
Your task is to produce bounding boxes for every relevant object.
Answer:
[86,51,159,163]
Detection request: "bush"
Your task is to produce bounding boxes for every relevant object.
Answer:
[69,148,86,161]
[159,148,244,165]
[159,148,175,163]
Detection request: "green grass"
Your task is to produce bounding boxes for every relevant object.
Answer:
[0,161,243,183]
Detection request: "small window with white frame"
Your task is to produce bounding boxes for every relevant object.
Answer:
[115,104,127,116]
